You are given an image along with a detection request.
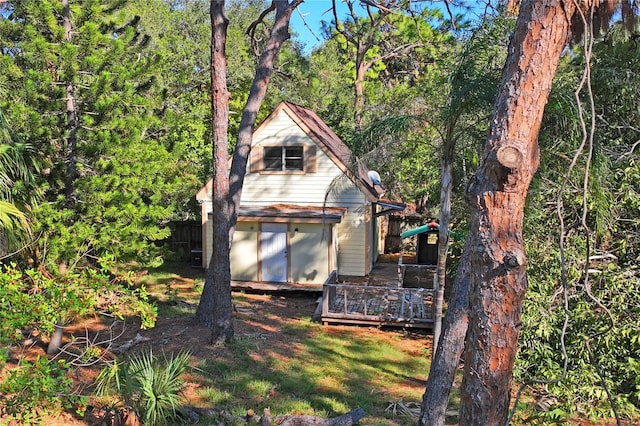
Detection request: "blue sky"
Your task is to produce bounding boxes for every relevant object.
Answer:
[289,1,362,53]
[288,1,486,54]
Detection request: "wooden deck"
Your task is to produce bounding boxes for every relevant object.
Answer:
[228,261,438,329]
[320,283,434,328]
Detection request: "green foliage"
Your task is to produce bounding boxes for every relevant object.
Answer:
[0,263,157,344]
[515,28,640,420]
[0,107,41,253]
[0,0,186,268]
[96,349,191,426]
[0,356,87,424]
[518,235,640,418]
[0,261,156,424]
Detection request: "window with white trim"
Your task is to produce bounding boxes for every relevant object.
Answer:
[263,146,304,171]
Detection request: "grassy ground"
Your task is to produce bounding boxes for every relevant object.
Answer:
[130,262,632,426]
[98,262,440,425]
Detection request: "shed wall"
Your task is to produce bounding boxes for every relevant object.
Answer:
[200,108,373,278]
[230,222,259,280]
[290,223,331,284]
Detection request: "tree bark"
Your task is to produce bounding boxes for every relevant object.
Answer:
[459,1,576,424]
[419,240,470,426]
[421,0,578,424]
[194,0,233,342]
[431,149,453,359]
[196,1,302,342]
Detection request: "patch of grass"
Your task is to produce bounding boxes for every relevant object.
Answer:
[135,262,204,305]
[190,325,431,423]
[155,301,197,318]
[130,266,433,425]
[281,317,318,335]
[196,387,234,407]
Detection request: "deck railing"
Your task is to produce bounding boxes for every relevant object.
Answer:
[321,283,434,328]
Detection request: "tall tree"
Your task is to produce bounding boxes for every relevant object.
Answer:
[329,0,436,133]
[195,0,303,342]
[194,0,232,341]
[428,13,508,359]
[0,0,177,270]
[420,0,638,424]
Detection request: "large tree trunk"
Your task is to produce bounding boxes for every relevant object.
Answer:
[196,1,301,341]
[460,1,577,424]
[421,0,578,424]
[194,0,232,342]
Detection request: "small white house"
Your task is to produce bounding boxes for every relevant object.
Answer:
[196,101,403,289]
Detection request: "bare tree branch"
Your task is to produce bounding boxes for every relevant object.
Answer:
[246,1,276,55]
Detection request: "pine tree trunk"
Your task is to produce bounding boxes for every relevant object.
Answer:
[421,0,578,424]
[47,0,76,356]
[459,1,576,424]
[431,157,452,358]
[195,0,232,342]
[196,1,302,342]
[229,1,302,228]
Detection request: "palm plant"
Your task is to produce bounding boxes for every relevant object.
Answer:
[0,107,40,256]
[95,349,191,426]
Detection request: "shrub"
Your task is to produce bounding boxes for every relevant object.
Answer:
[96,349,191,426]
[0,263,157,345]
[0,356,87,423]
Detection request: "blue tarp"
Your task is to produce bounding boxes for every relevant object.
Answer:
[401,224,439,239]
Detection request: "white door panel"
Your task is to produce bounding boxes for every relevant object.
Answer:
[261,223,288,282]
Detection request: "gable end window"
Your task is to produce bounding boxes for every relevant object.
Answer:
[263,146,304,171]
[251,144,317,174]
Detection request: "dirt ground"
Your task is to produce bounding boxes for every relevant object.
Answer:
[3,263,433,425]
[3,261,630,426]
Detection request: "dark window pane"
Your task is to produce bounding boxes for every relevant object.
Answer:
[263,147,282,170]
[285,146,303,158]
[286,158,304,170]
[284,146,304,170]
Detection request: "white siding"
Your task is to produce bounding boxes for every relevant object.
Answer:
[245,110,369,277]
[242,112,365,209]
[337,205,369,277]
[201,107,373,278]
